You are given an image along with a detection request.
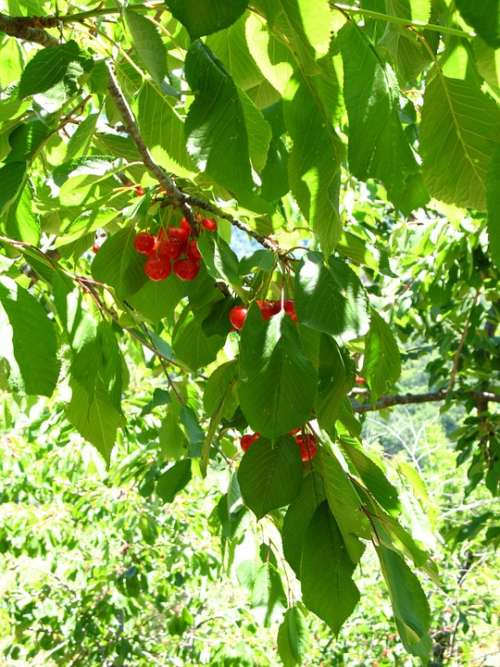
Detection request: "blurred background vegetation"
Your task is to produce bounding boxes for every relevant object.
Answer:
[0,351,498,667]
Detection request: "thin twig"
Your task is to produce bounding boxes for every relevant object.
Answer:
[448,289,480,393]
[352,389,500,413]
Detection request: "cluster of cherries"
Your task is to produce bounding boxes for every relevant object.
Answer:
[240,429,318,462]
[133,216,217,282]
[229,298,298,330]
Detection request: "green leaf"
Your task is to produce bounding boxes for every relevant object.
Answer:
[203,360,238,418]
[137,81,194,176]
[377,545,432,659]
[156,459,192,502]
[127,274,186,323]
[5,182,40,244]
[172,307,225,371]
[19,40,80,98]
[362,311,401,400]
[197,234,242,290]
[124,9,167,85]
[160,403,188,459]
[340,441,401,515]
[295,254,370,341]
[91,227,148,299]
[66,378,123,464]
[282,472,325,576]
[420,73,500,210]
[486,145,500,268]
[166,0,248,38]
[184,41,263,208]
[206,16,264,91]
[6,120,49,162]
[237,436,303,519]
[301,502,360,634]
[338,23,427,213]
[284,65,343,255]
[0,161,26,214]
[0,277,59,396]
[316,337,354,430]
[456,0,500,48]
[66,323,126,463]
[239,307,317,438]
[317,449,370,562]
[277,607,308,667]
[65,113,98,160]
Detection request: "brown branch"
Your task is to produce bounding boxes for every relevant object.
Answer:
[0,11,58,45]
[352,389,500,413]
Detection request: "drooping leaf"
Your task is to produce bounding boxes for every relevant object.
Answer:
[137,81,194,176]
[295,253,370,341]
[317,449,370,562]
[19,40,80,98]
[362,311,401,400]
[420,73,500,210]
[237,436,303,519]
[301,502,360,634]
[277,607,308,667]
[91,227,148,299]
[282,472,325,576]
[124,10,167,85]
[184,41,266,209]
[166,0,248,39]
[338,23,428,213]
[156,459,192,502]
[284,65,343,255]
[486,145,500,269]
[6,120,49,161]
[340,440,401,515]
[203,360,238,418]
[239,307,317,438]
[377,545,432,659]
[172,307,225,371]
[0,277,59,396]
[456,0,500,48]
[0,161,26,214]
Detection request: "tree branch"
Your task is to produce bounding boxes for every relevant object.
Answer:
[0,11,58,45]
[351,390,499,414]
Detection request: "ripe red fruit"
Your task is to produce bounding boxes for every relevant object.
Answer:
[295,434,318,462]
[168,225,190,243]
[240,432,260,452]
[201,217,217,232]
[355,375,366,386]
[187,240,201,261]
[134,185,145,196]
[180,217,192,236]
[173,258,200,281]
[92,242,101,253]
[257,299,281,320]
[284,299,298,322]
[134,232,156,255]
[229,306,248,331]
[144,256,170,281]
[288,427,301,435]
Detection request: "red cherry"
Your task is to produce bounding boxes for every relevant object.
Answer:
[229,306,248,331]
[257,299,281,321]
[168,225,190,243]
[240,432,260,452]
[173,258,200,281]
[134,232,156,255]
[201,217,217,232]
[187,240,201,261]
[288,427,301,435]
[144,255,171,281]
[180,217,192,236]
[355,375,366,386]
[92,242,101,253]
[134,185,145,196]
[284,299,298,322]
[295,434,318,462]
